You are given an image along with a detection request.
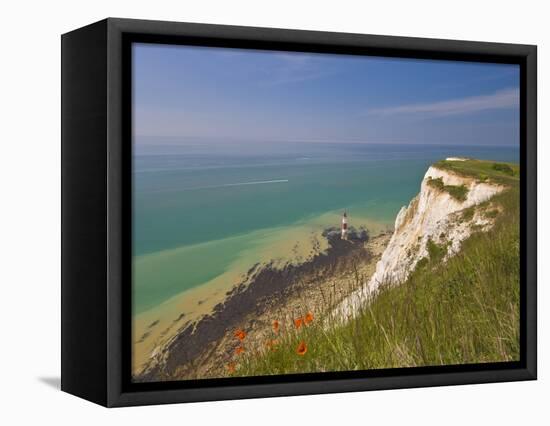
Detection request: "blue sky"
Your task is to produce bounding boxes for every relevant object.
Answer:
[133,43,519,146]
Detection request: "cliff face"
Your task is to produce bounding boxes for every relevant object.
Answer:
[336,162,504,319]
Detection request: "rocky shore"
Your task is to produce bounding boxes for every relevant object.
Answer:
[136,226,391,382]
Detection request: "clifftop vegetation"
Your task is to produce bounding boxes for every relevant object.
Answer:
[426,176,468,201]
[434,158,519,185]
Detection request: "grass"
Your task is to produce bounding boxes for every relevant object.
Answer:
[233,159,520,377]
[492,163,515,176]
[434,158,519,186]
[426,238,449,263]
[460,206,476,222]
[426,177,468,201]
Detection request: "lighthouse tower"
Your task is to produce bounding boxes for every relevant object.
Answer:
[341,211,348,240]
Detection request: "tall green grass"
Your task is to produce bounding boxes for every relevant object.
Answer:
[236,161,520,377]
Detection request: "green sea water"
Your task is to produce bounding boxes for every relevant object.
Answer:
[133,141,518,314]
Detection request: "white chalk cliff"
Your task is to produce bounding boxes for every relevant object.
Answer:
[335,162,504,320]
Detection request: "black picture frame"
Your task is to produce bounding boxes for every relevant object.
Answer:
[61,17,537,407]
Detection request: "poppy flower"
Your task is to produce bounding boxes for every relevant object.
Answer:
[296,341,307,356]
[272,320,280,334]
[235,346,245,355]
[304,312,314,324]
[234,329,247,341]
[226,363,236,373]
[294,318,303,329]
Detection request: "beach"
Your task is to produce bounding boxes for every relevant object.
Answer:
[135,221,391,381]
[132,212,390,377]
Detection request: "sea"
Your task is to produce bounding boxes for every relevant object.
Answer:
[132,141,518,315]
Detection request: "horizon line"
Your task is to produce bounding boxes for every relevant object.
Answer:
[133,139,519,148]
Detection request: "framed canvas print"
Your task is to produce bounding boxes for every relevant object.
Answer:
[61,18,537,407]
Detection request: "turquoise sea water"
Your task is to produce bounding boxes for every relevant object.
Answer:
[133,142,518,314]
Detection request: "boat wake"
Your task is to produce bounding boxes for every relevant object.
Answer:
[222,179,289,187]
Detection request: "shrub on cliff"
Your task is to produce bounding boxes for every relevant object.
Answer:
[492,162,515,176]
[427,177,468,202]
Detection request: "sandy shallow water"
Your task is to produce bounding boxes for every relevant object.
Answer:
[132,211,390,375]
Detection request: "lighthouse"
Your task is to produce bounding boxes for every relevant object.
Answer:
[341,211,348,240]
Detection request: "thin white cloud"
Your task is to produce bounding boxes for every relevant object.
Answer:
[261,52,333,86]
[367,87,519,117]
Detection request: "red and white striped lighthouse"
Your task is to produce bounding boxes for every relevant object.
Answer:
[341,211,348,240]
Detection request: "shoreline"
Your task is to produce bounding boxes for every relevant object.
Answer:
[132,212,392,374]
[133,211,392,314]
[134,226,392,381]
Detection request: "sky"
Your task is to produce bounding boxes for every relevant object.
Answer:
[133,43,520,146]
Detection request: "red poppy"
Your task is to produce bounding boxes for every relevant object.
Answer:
[304,312,314,325]
[226,363,236,373]
[273,320,280,334]
[235,346,245,355]
[296,341,307,356]
[294,318,303,329]
[234,329,247,341]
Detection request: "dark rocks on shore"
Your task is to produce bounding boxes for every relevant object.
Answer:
[172,313,186,323]
[322,226,369,244]
[147,320,160,329]
[138,331,151,343]
[137,225,372,382]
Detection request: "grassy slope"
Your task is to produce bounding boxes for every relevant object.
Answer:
[235,159,520,377]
